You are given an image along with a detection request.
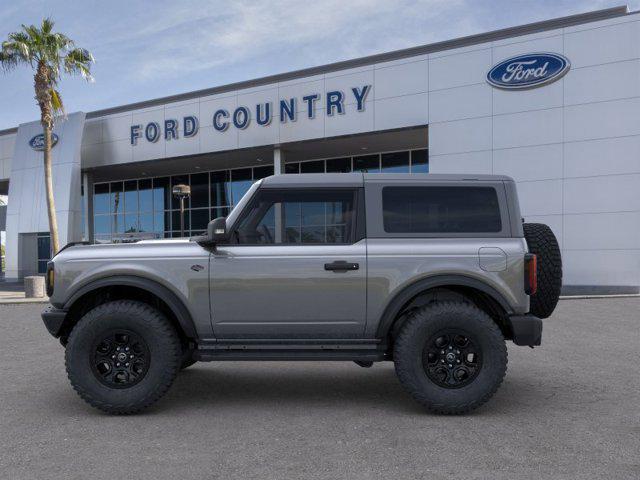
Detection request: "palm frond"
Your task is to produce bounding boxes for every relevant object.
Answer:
[1,17,95,122]
[41,17,55,35]
[50,87,64,114]
[64,47,94,81]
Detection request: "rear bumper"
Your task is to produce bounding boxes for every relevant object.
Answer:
[41,305,68,338]
[508,314,542,347]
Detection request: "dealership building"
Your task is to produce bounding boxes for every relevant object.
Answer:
[0,6,639,294]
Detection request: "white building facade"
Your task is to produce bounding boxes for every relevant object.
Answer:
[0,6,638,294]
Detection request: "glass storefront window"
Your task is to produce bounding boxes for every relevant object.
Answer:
[230,168,253,205]
[139,179,153,213]
[171,210,190,234]
[112,213,124,234]
[190,173,209,208]
[110,182,123,215]
[124,213,138,233]
[153,212,167,232]
[37,232,51,274]
[171,175,190,210]
[153,177,170,212]
[94,183,110,215]
[190,208,210,233]
[139,214,153,233]
[94,215,110,235]
[381,151,410,173]
[210,171,230,208]
[254,165,273,179]
[300,160,324,173]
[285,163,300,174]
[211,207,230,220]
[411,149,429,173]
[124,180,138,213]
[353,154,380,173]
[326,158,351,173]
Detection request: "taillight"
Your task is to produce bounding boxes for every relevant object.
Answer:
[46,262,55,297]
[524,253,537,295]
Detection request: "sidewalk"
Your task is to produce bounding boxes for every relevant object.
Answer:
[0,282,49,304]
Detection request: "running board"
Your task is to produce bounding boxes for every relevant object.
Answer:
[194,340,388,362]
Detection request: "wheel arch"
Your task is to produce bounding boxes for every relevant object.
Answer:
[375,275,514,340]
[59,275,197,344]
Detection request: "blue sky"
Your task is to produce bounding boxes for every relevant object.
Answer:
[0,0,637,130]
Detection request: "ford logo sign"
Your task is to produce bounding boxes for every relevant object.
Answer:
[29,133,59,151]
[487,53,570,90]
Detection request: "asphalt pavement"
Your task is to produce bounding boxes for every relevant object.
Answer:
[0,298,638,479]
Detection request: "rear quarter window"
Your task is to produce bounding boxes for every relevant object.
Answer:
[382,186,502,233]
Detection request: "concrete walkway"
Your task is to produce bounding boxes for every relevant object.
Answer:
[0,282,49,304]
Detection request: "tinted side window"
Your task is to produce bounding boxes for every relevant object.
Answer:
[235,189,356,244]
[382,186,502,233]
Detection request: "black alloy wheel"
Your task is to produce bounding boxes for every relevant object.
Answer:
[92,330,150,388]
[422,330,482,389]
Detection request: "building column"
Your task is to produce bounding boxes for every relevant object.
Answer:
[273,147,285,242]
[273,147,285,175]
[82,172,93,242]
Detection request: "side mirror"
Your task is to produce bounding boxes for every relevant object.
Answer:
[207,217,228,243]
[194,217,227,247]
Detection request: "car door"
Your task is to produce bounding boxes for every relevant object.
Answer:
[210,187,366,339]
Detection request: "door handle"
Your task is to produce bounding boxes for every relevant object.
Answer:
[324,261,359,272]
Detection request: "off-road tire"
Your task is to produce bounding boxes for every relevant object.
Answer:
[65,300,181,414]
[523,222,562,319]
[394,301,507,414]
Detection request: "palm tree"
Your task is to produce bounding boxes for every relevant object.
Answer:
[0,18,93,254]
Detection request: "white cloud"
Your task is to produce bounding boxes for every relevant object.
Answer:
[97,0,474,81]
[2,0,640,129]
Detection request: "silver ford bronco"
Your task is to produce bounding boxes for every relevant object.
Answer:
[42,173,562,414]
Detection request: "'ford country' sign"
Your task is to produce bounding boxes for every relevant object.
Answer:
[29,133,59,151]
[487,53,570,90]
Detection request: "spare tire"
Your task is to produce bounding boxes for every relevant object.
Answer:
[523,223,562,319]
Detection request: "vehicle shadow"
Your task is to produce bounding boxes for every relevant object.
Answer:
[160,362,423,414]
[154,362,564,416]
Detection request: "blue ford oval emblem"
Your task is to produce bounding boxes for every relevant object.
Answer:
[29,133,59,151]
[487,53,570,90]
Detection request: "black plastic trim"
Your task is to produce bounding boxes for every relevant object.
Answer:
[41,305,68,337]
[195,351,386,361]
[62,275,198,338]
[375,274,514,338]
[54,241,91,257]
[508,314,543,346]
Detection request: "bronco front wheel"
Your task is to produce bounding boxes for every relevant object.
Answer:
[394,301,507,414]
[65,300,181,414]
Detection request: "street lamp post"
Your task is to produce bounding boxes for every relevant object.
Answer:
[172,184,191,238]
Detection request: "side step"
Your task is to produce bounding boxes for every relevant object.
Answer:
[194,340,389,362]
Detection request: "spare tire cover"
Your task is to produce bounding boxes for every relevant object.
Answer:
[523,223,563,319]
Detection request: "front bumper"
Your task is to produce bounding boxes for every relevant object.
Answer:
[508,314,542,347]
[41,305,68,338]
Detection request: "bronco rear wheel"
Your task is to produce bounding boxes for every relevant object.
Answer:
[65,300,181,414]
[394,301,507,414]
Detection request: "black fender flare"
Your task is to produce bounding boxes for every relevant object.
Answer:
[375,274,514,338]
[63,275,197,338]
